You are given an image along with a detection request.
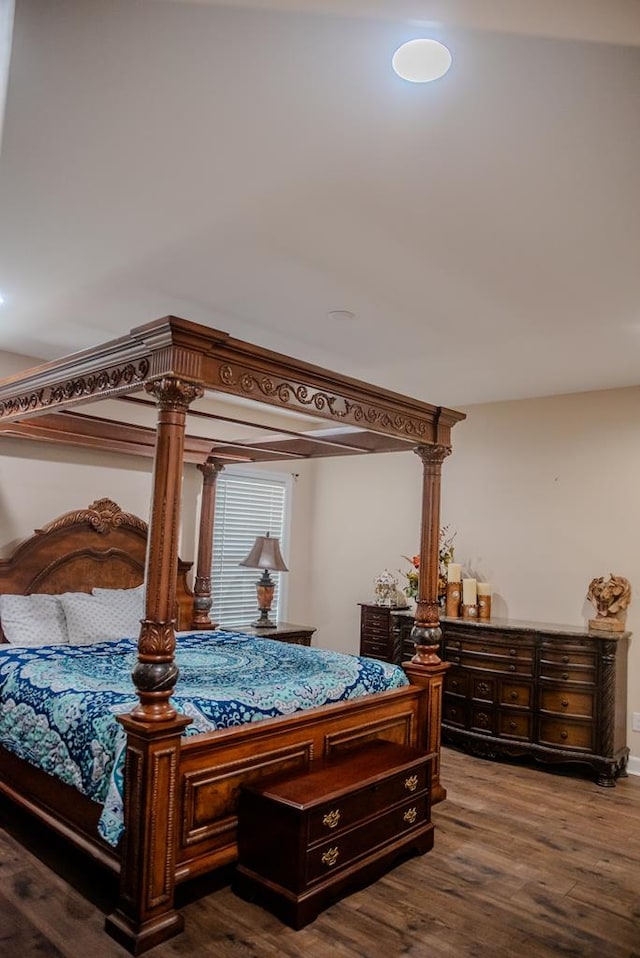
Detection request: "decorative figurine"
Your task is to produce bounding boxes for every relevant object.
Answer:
[587,574,631,632]
[374,569,399,607]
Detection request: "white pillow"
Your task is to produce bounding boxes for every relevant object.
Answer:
[0,593,69,646]
[92,584,145,600]
[59,590,143,645]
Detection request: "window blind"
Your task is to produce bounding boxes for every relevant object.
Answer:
[211,471,289,628]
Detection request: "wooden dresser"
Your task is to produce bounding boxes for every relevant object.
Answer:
[441,617,630,786]
[226,622,316,646]
[359,603,414,662]
[234,740,433,928]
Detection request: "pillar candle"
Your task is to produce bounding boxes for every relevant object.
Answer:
[462,578,477,605]
[447,563,462,583]
[477,582,491,596]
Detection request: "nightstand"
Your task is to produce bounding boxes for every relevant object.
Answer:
[226,622,316,647]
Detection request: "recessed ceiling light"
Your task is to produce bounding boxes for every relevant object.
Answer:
[392,39,452,83]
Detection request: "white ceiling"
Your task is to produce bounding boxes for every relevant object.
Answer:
[0,0,639,406]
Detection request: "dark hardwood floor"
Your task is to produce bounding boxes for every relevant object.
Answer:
[1,747,639,957]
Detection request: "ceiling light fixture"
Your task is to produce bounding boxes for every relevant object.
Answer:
[327,310,355,321]
[392,38,452,83]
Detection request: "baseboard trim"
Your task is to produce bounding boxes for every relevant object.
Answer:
[627,755,640,777]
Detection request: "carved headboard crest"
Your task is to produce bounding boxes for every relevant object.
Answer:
[37,499,148,536]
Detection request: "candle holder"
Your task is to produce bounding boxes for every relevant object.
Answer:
[461,603,478,620]
[477,594,492,619]
[445,581,461,617]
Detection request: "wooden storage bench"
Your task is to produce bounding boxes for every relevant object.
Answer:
[233,740,434,928]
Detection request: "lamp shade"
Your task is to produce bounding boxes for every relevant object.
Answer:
[239,534,288,572]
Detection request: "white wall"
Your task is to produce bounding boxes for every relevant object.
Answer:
[309,386,640,767]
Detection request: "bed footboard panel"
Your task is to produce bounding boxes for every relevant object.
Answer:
[175,686,425,880]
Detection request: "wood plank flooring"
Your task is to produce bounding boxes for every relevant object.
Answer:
[1,747,639,958]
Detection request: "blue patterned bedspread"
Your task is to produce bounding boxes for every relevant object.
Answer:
[0,630,408,846]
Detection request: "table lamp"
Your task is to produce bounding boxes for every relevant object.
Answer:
[239,533,288,628]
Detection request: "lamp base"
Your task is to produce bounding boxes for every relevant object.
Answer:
[252,609,277,629]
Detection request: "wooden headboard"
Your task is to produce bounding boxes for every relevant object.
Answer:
[0,498,194,639]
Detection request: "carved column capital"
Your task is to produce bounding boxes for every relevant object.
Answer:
[413,443,452,467]
[145,377,204,410]
[197,458,225,485]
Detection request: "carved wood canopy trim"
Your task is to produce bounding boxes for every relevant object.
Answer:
[211,361,436,442]
[0,315,466,453]
[0,358,150,422]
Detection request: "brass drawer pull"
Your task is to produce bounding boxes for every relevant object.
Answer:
[510,691,519,700]
[560,730,568,740]
[562,655,570,664]
[509,721,517,730]
[403,807,418,825]
[561,699,569,708]
[562,672,569,680]
[321,846,339,867]
[404,775,419,792]
[509,648,516,656]
[322,809,341,829]
[509,664,516,672]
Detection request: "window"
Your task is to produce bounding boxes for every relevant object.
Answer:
[211,469,290,627]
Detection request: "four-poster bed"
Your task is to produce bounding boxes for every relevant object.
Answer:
[0,316,465,952]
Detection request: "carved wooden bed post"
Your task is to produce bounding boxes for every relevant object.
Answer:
[411,443,451,661]
[402,442,452,804]
[106,376,203,955]
[192,457,225,629]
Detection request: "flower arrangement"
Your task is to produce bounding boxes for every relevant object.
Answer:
[400,526,456,601]
[400,554,421,600]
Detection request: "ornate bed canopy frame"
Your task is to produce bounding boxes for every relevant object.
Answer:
[0,316,465,952]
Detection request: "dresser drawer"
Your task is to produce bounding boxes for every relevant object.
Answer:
[361,638,391,658]
[455,653,534,677]
[471,675,496,703]
[306,795,429,884]
[462,638,534,661]
[539,688,594,717]
[539,664,596,684]
[361,632,388,646]
[443,697,467,727]
[307,764,428,843]
[445,670,469,697]
[470,706,496,734]
[498,680,532,708]
[540,648,596,668]
[538,718,594,751]
[362,609,392,629]
[498,712,532,740]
